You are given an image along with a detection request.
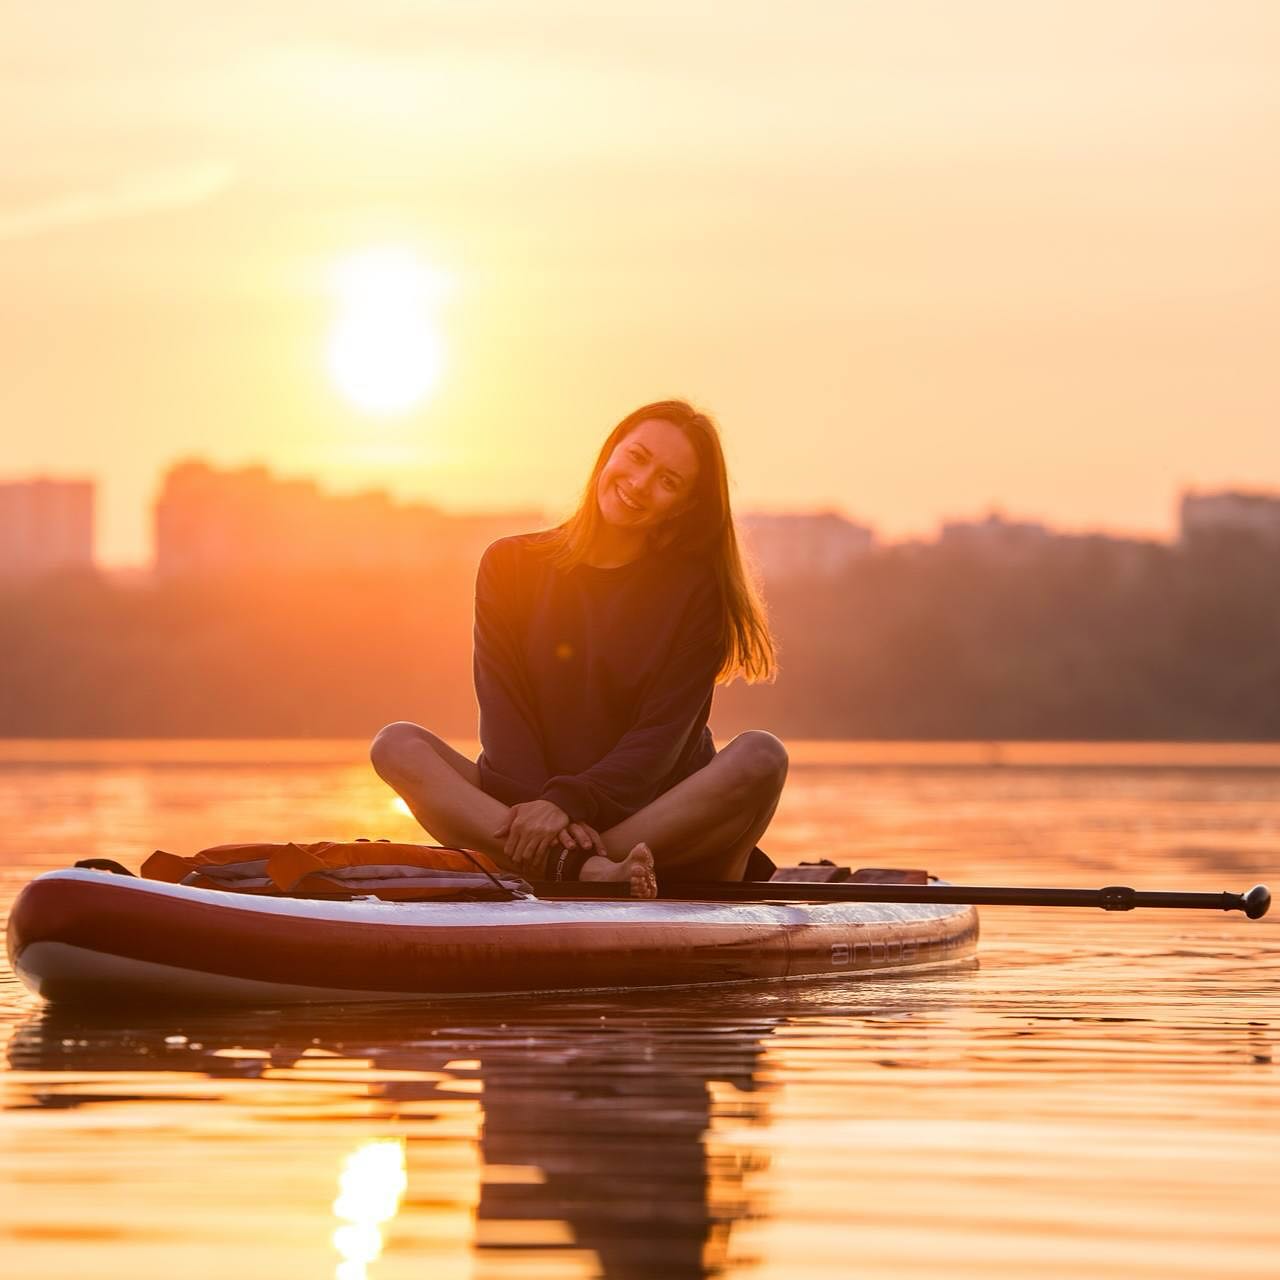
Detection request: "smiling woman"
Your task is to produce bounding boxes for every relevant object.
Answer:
[369,399,785,900]
[326,246,447,415]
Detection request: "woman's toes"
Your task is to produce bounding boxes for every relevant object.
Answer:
[627,843,657,899]
[630,867,657,899]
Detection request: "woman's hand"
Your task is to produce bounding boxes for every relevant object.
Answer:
[494,800,571,872]
[554,822,608,860]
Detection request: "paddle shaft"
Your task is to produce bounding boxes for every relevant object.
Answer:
[535,880,1271,918]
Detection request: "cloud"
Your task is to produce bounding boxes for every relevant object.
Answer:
[0,161,235,242]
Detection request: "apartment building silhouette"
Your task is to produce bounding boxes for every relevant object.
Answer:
[154,461,540,577]
[0,478,94,577]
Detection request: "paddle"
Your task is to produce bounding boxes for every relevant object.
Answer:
[535,879,1271,917]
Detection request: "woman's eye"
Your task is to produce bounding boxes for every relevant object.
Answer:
[662,476,678,491]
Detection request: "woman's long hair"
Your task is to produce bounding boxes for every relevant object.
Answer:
[542,400,776,685]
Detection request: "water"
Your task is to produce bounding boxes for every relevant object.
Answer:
[2,741,1277,1279]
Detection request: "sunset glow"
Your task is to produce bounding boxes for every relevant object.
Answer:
[1,9,1278,1279]
[326,248,448,415]
[1,2,1277,568]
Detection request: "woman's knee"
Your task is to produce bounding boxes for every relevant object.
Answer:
[369,721,439,778]
[727,731,789,791]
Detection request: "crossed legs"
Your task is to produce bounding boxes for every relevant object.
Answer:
[368,722,788,892]
[597,733,788,881]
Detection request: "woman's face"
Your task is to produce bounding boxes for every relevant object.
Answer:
[595,418,700,531]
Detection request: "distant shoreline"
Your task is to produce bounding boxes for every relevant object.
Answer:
[3,739,1279,769]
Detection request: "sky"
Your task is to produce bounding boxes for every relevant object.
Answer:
[1,0,1278,566]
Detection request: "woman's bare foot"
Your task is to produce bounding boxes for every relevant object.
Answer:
[579,843,657,899]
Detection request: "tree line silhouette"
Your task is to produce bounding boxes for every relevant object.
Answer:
[3,530,1278,739]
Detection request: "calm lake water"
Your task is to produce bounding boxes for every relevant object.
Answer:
[2,741,1277,1279]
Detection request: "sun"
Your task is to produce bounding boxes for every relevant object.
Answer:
[326,247,448,415]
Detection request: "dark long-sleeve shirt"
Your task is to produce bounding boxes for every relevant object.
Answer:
[473,533,722,830]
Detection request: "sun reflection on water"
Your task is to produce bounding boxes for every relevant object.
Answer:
[331,1139,408,1280]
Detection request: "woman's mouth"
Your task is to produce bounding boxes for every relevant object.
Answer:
[615,484,644,513]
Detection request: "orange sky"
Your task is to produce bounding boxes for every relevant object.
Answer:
[2,1,1278,566]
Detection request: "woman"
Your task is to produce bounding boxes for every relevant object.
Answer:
[370,400,787,898]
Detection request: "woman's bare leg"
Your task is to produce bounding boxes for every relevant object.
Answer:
[598,731,789,882]
[369,721,507,854]
[369,722,656,894]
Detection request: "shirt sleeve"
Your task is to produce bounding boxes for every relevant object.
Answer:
[538,572,723,826]
[473,541,549,792]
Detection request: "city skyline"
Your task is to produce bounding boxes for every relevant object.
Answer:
[8,450,1273,570]
[3,3,1277,567]
[6,458,1279,576]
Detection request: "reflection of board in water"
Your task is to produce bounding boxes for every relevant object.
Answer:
[8,1000,778,1279]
